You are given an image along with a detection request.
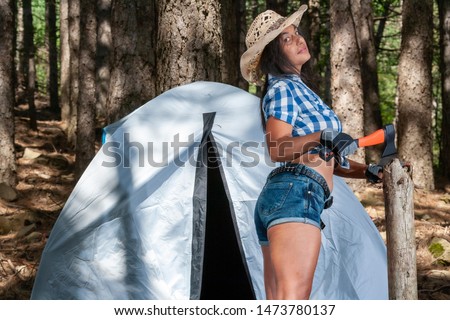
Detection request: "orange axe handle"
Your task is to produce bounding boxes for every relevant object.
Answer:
[357,129,385,147]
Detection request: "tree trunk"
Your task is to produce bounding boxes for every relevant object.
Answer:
[266,0,288,15]
[302,0,323,95]
[95,0,112,120]
[246,0,264,97]
[155,0,240,94]
[15,0,26,103]
[60,0,71,132]
[75,0,97,178]
[330,0,365,164]
[22,0,37,131]
[397,0,434,190]
[67,0,80,146]
[0,0,17,188]
[353,0,383,163]
[238,0,248,90]
[107,0,156,123]
[11,0,17,104]
[383,159,418,300]
[46,0,59,114]
[220,0,241,87]
[439,0,450,181]
[317,0,332,105]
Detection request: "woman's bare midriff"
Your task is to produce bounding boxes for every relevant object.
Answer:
[291,153,334,192]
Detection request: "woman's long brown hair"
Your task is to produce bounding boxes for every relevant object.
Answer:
[258,27,317,131]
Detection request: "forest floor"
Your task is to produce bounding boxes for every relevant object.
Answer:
[0,102,449,300]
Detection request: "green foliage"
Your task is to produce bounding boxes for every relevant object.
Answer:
[32,0,46,48]
[428,241,450,266]
[32,0,46,93]
[31,0,60,95]
[373,0,402,126]
[429,242,444,258]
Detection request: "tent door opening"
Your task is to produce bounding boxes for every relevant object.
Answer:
[199,137,255,300]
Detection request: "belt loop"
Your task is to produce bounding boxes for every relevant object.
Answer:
[294,163,301,176]
[300,165,308,176]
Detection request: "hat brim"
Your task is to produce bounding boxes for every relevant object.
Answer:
[240,5,308,86]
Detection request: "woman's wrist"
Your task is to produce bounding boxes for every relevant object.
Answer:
[365,163,383,183]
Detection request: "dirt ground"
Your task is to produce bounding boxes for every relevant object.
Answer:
[1,104,449,300]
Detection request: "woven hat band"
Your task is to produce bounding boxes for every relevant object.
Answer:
[267,17,286,34]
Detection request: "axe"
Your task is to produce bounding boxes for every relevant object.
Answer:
[356,124,397,166]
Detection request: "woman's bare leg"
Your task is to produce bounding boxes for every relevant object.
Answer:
[261,245,276,299]
[268,222,321,300]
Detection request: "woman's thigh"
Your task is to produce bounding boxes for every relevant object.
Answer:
[268,222,321,298]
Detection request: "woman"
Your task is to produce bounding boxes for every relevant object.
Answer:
[240,5,382,300]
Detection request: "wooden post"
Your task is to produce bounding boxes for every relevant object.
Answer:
[383,159,418,299]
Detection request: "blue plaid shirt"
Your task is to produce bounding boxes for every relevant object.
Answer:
[263,74,342,136]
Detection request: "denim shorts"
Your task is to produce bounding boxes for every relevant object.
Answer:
[254,164,330,246]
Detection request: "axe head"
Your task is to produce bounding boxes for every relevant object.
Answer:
[378,124,397,166]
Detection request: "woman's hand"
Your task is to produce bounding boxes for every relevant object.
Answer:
[365,163,383,183]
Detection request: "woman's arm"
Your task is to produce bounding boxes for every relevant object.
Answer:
[265,116,321,162]
[333,159,368,179]
[334,159,385,184]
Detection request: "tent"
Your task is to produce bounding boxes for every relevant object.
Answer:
[31,81,388,300]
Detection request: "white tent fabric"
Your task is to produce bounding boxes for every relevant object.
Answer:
[31,81,387,300]
[312,176,388,299]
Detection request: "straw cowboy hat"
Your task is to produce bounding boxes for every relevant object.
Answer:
[240,5,308,86]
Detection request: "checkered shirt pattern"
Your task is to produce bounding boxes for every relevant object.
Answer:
[263,74,342,136]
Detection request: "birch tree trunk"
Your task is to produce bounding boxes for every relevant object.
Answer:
[397,0,434,190]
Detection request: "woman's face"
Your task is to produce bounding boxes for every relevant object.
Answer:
[279,25,311,73]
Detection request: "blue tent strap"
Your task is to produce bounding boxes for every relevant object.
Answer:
[101,128,107,145]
